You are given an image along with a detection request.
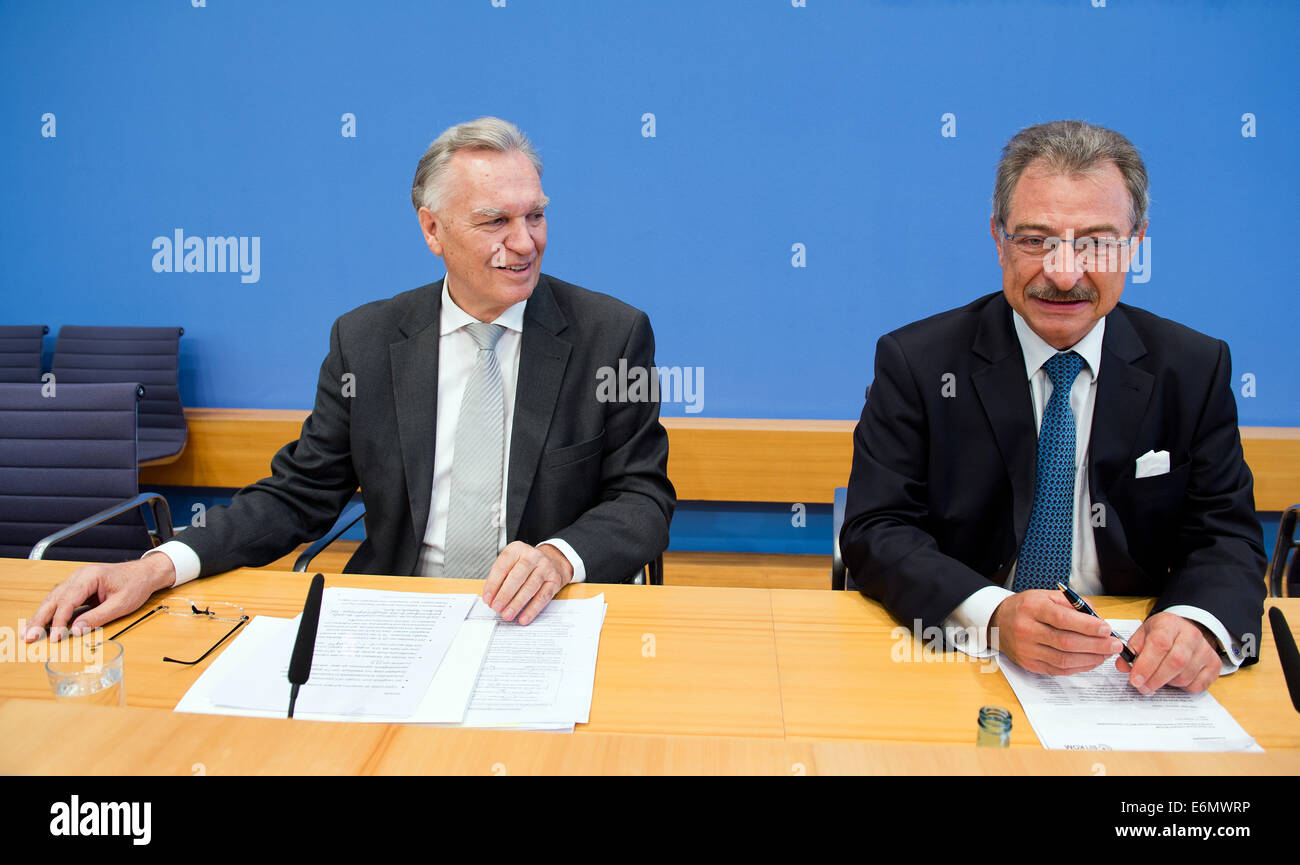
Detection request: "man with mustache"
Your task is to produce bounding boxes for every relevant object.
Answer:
[841,120,1265,692]
[26,117,676,642]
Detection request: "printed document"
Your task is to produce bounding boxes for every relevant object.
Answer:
[175,588,608,731]
[443,594,607,731]
[209,587,473,715]
[1000,619,1261,752]
[176,612,494,724]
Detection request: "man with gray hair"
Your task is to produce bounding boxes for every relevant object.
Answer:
[841,120,1265,693]
[27,117,676,638]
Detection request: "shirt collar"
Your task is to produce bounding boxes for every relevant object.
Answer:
[1012,309,1106,382]
[439,277,527,337]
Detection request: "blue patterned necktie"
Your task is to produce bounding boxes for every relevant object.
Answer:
[1012,351,1086,592]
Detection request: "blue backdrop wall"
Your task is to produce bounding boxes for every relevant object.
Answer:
[4,0,1296,423]
[3,1,1295,555]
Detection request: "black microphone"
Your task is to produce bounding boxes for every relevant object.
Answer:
[1269,606,1300,714]
[287,573,325,718]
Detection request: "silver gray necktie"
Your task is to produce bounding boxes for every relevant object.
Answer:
[442,322,506,578]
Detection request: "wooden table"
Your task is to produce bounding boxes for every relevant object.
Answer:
[5,698,1297,776]
[2,558,1297,774]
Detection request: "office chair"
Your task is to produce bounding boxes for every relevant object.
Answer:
[52,325,188,466]
[0,325,47,383]
[1269,505,1300,598]
[293,501,664,584]
[293,500,367,572]
[0,382,173,562]
[831,485,857,591]
[832,385,869,590]
[643,553,664,586]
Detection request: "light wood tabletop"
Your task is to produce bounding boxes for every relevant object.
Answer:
[2,558,1297,773]
[4,698,1297,776]
[0,559,787,739]
[768,590,1300,750]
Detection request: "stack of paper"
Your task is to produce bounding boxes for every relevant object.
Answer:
[446,595,608,733]
[175,587,607,731]
[999,619,1262,752]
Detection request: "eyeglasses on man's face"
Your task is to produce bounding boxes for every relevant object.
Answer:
[1001,228,1136,262]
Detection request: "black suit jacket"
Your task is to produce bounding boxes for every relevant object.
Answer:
[180,274,676,583]
[840,292,1265,661]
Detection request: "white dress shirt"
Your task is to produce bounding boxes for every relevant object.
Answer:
[943,311,1242,672]
[151,278,586,585]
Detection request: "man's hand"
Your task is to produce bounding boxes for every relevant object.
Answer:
[482,541,573,626]
[1115,612,1221,694]
[24,554,176,643]
[989,589,1123,675]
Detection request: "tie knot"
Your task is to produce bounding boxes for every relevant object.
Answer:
[465,322,505,352]
[1043,351,1085,390]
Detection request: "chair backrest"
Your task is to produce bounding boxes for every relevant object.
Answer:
[833,384,870,590]
[0,382,153,562]
[52,325,187,464]
[0,325,48,383]
[1271,505,1300,598]
[832,485,857,590]
[1288,547,1299,598]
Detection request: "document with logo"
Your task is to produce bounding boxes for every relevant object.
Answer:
[999,619,1262,752]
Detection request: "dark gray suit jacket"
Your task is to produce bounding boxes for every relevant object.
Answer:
[180,274,676,583]
[841,293,1265,661]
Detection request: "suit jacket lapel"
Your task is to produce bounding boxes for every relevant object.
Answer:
[507,276,571,540]
[390,280,443,547]
[1089,305,1153,499]
[971,296,1038,542]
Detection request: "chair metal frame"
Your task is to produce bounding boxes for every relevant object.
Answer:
[833,385,869,591]
[293,501,367,572]
[831,485,853,590]
[29,492,174,560]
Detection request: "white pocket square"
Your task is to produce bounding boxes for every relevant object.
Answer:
[1135,449,1170,478]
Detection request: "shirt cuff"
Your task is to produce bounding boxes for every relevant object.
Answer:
[1162,604,1244,675]
[943,586,1014,657]
[539,537,586,584]
[144,540,201,587]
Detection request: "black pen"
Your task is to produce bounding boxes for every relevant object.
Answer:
[1057,581,1137,664]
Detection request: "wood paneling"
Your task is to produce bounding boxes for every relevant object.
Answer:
[269,542,833,591]
[140,410,1300,510]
